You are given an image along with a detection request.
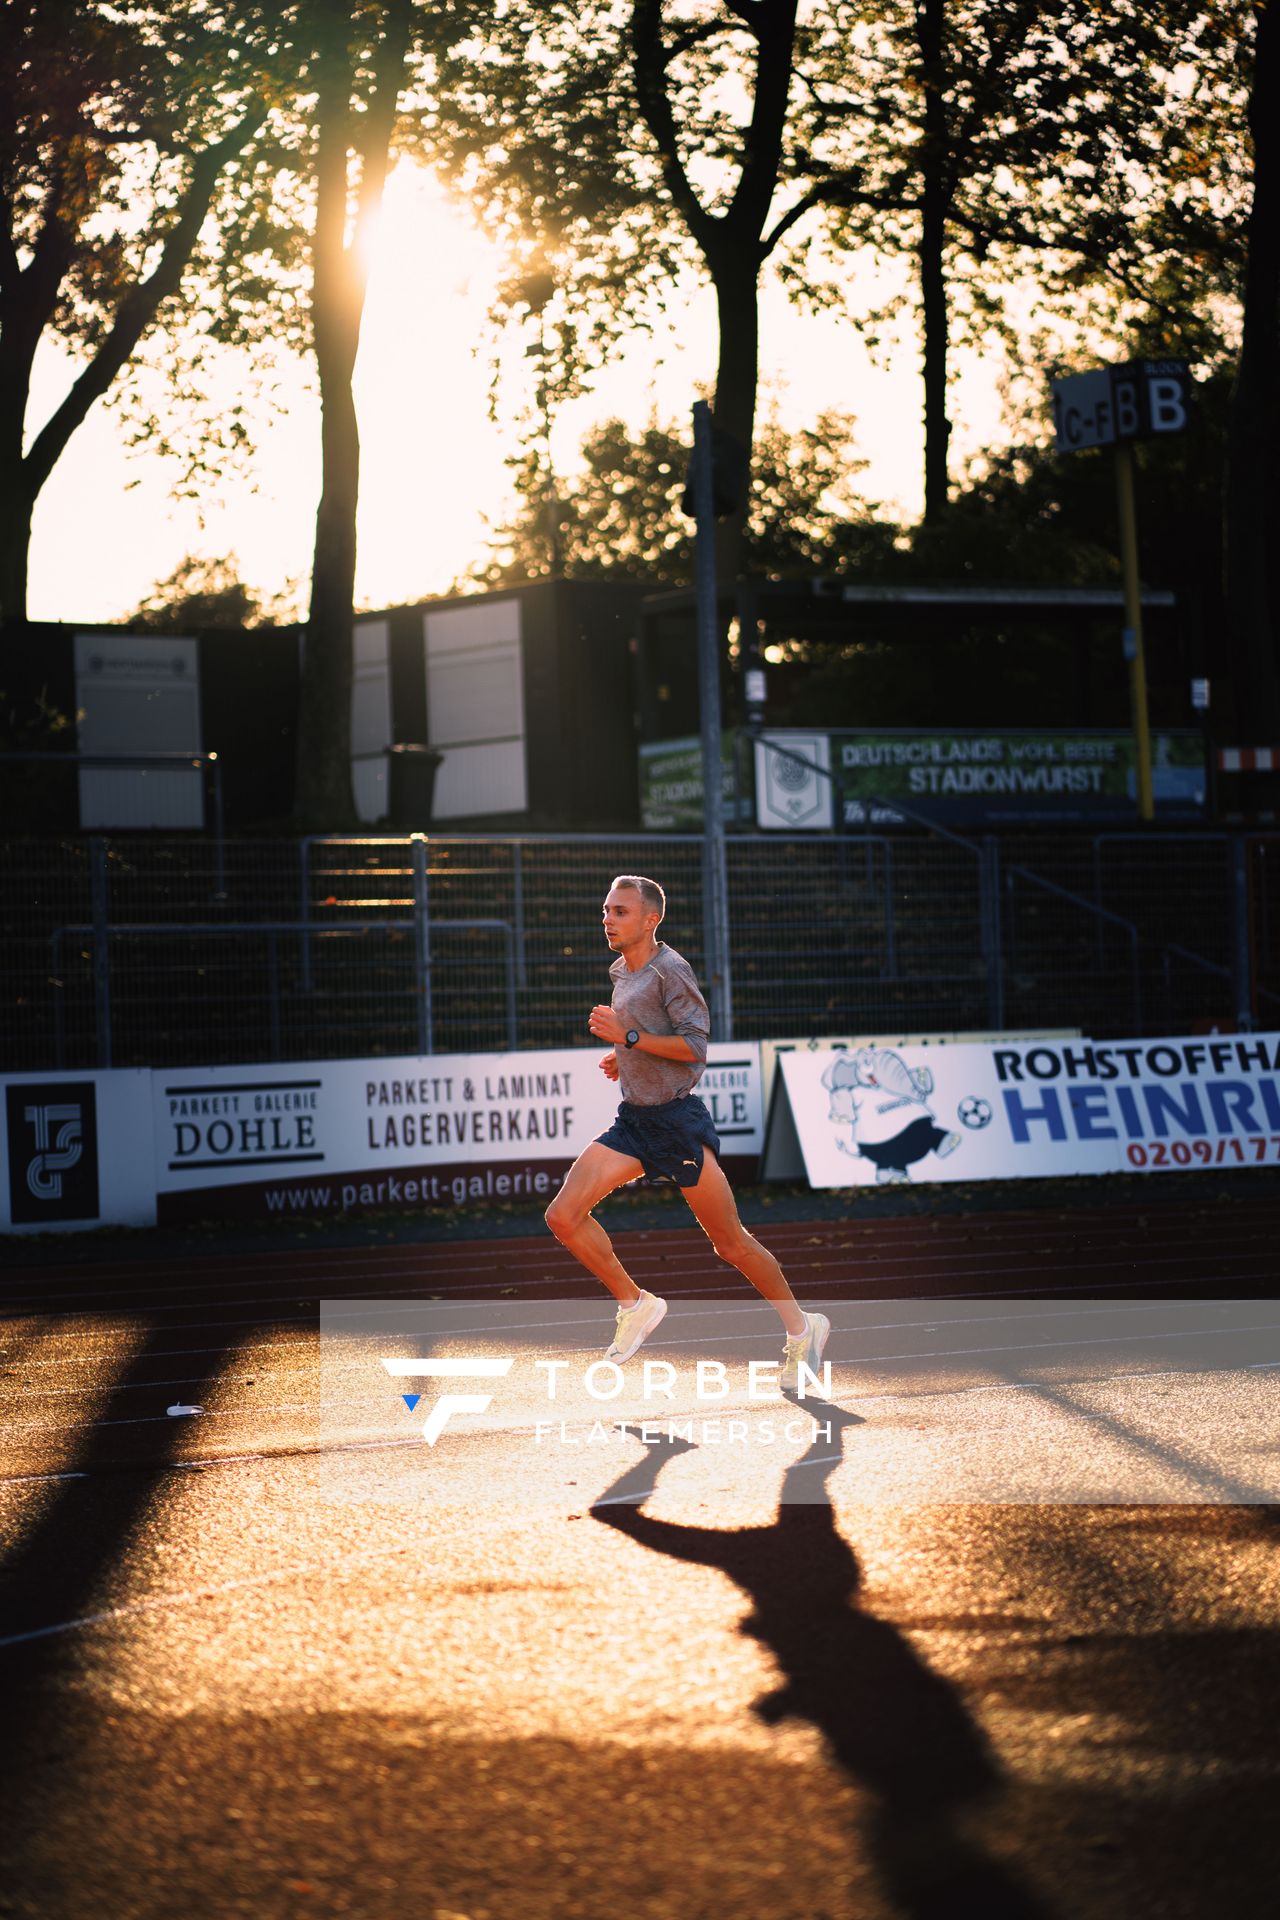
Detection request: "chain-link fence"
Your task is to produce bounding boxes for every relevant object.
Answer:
[1,827,1272,1071]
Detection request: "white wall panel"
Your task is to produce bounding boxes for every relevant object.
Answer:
[74,632,203,828]
[351,618,392,823]
[423,599,527,818]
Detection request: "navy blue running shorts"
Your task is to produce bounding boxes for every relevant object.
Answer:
[596,1093,721,1187]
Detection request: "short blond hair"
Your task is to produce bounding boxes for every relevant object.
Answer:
[611,874,666,921]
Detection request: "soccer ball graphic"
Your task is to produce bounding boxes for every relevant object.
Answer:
[958,1094,992,1129]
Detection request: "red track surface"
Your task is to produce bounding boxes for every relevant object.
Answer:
[6,1192,1279,1319]
[3,1192,1276,1478]
[3,1188,1280,1920]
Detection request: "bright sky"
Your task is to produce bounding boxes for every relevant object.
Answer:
[26,166,1010,625]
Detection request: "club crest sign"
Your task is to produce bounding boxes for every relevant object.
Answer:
[5,1081,100,1224]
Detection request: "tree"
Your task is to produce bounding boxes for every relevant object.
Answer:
[461,408,901,589]
[440,2,873,582]
[292,0,416,828]
[792,0,1254,523]
[1223,0,1280,739]
[0,2,285,632]
[444,1,1255,547]
[127,553,271,630]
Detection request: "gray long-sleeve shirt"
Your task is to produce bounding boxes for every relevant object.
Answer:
[609,942,710,1105]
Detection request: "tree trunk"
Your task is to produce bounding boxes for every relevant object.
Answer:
[629,0,798,591]
[710,250,761,589]
[295,10,360,829]
[297,374,361,827]
[0,104,264,640]
[1223,0,1280,742]
[0,285,43,631]
[0,483,33,633]
[918,0,951,525]
[294,1,410,830]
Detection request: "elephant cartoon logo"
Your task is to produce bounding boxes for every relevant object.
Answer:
[821,1047,962,1183]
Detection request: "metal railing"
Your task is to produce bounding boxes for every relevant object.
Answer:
[0,751,225,887]
[2,822,1272,1070]
[49,913,517,1068]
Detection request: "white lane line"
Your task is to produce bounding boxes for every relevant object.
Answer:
[11,1336,319,1367]
[5,1282,1274,1436]
[0,1539,420,1652]
[4,1374,306,1401]
[4,1252,1269,1341]
[4,1347,1275,1446]
[4,1297,1241,1401]
[12,1204,1274,1292]
[3,1230,1268,1314]
[1,1472,89,1484]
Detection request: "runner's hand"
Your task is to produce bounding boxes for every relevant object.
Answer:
[589,1004,625,1043]
[600,1050,619,1082]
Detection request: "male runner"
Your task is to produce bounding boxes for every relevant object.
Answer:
[544,874,829,1390]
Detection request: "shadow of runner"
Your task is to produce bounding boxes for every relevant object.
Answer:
[0,1311,260,1742]
[591,1401,1050,1920]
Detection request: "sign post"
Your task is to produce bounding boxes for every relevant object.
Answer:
[689,400,732,1039]
[1051,359,1191,823]
[1114,439,1154,819]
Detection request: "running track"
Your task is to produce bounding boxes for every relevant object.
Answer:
[3,1188,1280,1919]
[3,1190,1277,1483]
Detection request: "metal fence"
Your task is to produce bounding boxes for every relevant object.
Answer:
[3,825,1277,1071]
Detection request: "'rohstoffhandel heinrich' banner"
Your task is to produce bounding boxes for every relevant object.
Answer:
[772,1034,1280,1187]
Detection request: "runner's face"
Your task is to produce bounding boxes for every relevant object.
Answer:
[603,886,655,953]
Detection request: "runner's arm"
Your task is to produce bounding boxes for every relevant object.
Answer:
[588,1005,696,1061]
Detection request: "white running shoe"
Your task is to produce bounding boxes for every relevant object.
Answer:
[780,1310,831,1393]
[606,1289,668,1363]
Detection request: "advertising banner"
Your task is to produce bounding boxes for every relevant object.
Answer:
[638,736,752,830]
[1,1069,156,1232]
[760,1029,1081,1119]
[833,729,1205,826]
[152,1043,765,1224]
[641,728,1205,831]
[770,1033,1280,1188]
[759,1031,1081,1178]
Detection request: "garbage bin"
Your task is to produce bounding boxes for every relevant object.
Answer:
[386,744,444,826]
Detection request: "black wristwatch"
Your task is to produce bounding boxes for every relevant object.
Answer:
[624,1029,640,1049]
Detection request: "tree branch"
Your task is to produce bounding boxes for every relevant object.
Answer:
[726,0,800,241]
[630,0,715,250]
[763,169,916,255]
[938,0,1043,201]
[720,0,768,33]
[353,0,413,250]
[23,99,269,495]
[0,206,22,301]
[669,18,738,61]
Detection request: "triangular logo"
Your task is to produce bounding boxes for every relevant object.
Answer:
[401,1393,421,1412]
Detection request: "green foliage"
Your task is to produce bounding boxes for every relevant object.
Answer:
[769,376,1232,729]
[126,554,272,630]
[461,409,902,588]
[0,1,301,624]
[436,2,1257,528]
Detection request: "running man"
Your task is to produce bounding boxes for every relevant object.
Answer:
[544,874,829,1391]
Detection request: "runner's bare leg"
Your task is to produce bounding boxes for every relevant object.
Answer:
[681,1151,807,1334]
[545,1142,647,1304]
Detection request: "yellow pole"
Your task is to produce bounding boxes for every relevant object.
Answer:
[1114,440,1154,821]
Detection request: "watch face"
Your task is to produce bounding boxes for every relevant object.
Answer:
[626,1030,640,1048]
